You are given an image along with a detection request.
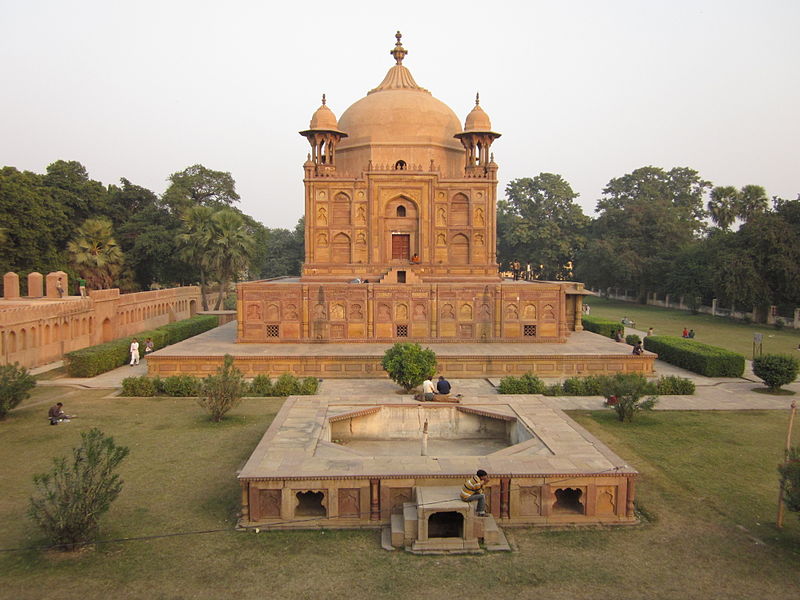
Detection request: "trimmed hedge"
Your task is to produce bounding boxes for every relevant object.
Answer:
[643,335,745,377]
[582,315,621,338]
[120,373,320,397]
[497,373,546,394]
[65,315,218,377]
[502,372,695,396]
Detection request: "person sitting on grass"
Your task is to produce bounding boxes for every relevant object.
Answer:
[460,469,489,516]
[47,402,74,425]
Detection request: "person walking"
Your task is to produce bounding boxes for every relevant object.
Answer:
[129,338,140,366]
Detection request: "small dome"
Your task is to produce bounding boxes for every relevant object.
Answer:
[308,95,341,131]
[464,94,493,132]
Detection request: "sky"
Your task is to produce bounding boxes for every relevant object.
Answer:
[1,0,798,229]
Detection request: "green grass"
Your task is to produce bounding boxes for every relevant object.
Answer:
[586,296,800,358]
[1,387,799,599]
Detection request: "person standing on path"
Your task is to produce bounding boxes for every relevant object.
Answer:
[129,338,140,366]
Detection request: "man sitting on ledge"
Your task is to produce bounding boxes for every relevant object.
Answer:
[460,469,489,517]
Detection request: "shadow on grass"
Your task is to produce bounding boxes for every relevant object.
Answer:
[752,388,796,396]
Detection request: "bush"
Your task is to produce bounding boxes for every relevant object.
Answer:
[121,376,159,397]
[64,315,218,377]
[779,447,800,516]
[600,373,657,422]
[273,373,301,397]
[543,383,564,396]
[197,354,246,422]
[654,375,695,395]
[582,315,621,338]
[774,318,786,330]
[299,376,320,395]
[248,374,274,396]
[497,373,546,394]
[625,334,641,346]
[0,362,36,419]
[752,354,800,390]
[562,375,608,396]
[381,343,437,392]
[28,428,129,551]
[643,335,745,377]
[160,375,202,397]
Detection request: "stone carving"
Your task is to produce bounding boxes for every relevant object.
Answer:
[523,304,536,319]
[506,304,518,320]
[355,206,366,225]
[317,232,328,246]
[519,487,541,516]
[246,303,262,320]
[396,303,408,320]
[389,487,412,514]
[265,303,280,321]
[356,231,367,245]
[330,302,345,320]
[338,489,360,517]
[351,303,363,319]
[543,304,555,319]
[460,303,473,320]
[378,303,391,320]
[259,489,282,518]
[413,303,426,320]
[479,303,490,319]
[596,486,617,515]
[436,206,447,226]
[317,206,328,225]
[436,232,446,246]
[313,303,327,319]
[474,207,485,226]
[441,303,455,319]
[475,232,484,246]
[286,304,298,319]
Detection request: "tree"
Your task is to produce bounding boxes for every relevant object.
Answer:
[778,446,800,517]
[197,354,247,422]
[28,428,129,551]
[752,355,800,391]
[497,174,589,279]
[42,160,109,230]
[381,343,437,392]
[255,218,305,278]
[178,206,216,310]
[162,164,240,213]
[67,217,125,289]
[206,209,256,309]
[0,363,36,420]
[737,184,769,223]
[707,186,738,230]
[601,373,657,422]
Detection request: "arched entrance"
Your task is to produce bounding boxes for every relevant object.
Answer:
[384,196,419,263]
[101,318,112,343]
[189,299,197,317]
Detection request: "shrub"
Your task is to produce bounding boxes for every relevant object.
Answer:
[197,355,246,422]
[562,375,608,396]
[752,354,800,390]
[582,315,620,338]
[643,335,745,377]
[779,447,800,516]
[654,375,695,395]
[28,428,129,551]
[497,373,546,394]
[248,374,274,396]
[600,373,657,422]
[121,376,159,397]
[273,373,301,397]
[774,318,786,330]
[299,376,320,395]
[381,343,437,392]
[543,383,564,396]
[160,375,202,397]
[0,362,36,419]
[64,315,218,377]
[625,334,641,346]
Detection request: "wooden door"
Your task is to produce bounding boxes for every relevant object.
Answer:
[391,234,410,260]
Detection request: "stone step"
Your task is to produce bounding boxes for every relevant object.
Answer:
[390,513,405,548]
[380,525,395,551]
[481,514,500,545]
[403,502,418,545]
[484,524,512,552]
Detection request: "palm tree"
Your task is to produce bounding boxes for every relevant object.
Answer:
[67,217,124,289]
[707,186,738,230]
[177,206,216,310]
[736,184,768,223]
[206,209,255,310]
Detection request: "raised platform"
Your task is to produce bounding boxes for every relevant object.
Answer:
[147,321,655,378]
[238,394,639,528]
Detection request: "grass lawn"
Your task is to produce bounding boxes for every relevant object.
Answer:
[1,387,799,599]
[585,296,800,358]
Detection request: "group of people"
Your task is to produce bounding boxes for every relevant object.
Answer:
[682,328,696,339]
[129,337,155,365]
[509,260,534,281]
[421,375,452,401]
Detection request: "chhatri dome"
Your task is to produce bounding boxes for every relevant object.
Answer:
[328,32,488,178]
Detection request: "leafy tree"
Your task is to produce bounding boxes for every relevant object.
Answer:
[381,343,437,392]
[497,174,589,279]
[256,217,305,278]
[43,160,109,230]
[28,428,129,551]
[197,354,247,422]
[0,363,36,420]
[707,186,738,230]
[737,184,769,223]
[162,164,240,213]
[67,217,125,289]
[752,354,800,391]
[601,373,657,422]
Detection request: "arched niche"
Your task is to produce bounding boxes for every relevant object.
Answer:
[332,192,351,226]
[449,233,470,265]
[332,232,352,263]
[450,193,469,226]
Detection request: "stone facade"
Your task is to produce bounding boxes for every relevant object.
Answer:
[0,273,201,368]
[237,33,587,344]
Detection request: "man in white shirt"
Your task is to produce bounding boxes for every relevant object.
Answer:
[422,377,435,402]
[129,338,140,366]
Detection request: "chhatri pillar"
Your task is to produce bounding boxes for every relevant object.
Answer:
[27,272,43,298]
[46,271,69,299]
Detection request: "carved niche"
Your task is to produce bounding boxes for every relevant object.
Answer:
[317,206,328,226]
[396,303,408,321]
[350,303,364,320]
[258,489,282,518]
[523,303,537,320]
[413,303,427,320]
[596,486,617,515]
[518,487,541,516]
[338,488,361,517]
[441,303,455,319]
[460,303,473,320]
[246,302,262,321]
[330,302,345,320]
[265,303,280,321]
[506,303,518,320]
[377,303,391,320]
[543,304,556,319]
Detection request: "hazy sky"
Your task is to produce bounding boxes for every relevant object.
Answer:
[2,0,797,229]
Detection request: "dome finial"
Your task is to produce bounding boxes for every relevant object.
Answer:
[391,31,408,65]
[475,92,480,106]
[322,93,326,106]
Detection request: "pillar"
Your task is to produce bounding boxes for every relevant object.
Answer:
[27,272,43,298]
[46,271,68,299]
[793,307,800,330]
[711,298,717,316]
[3,272,20,299]
[370,478,380,521]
